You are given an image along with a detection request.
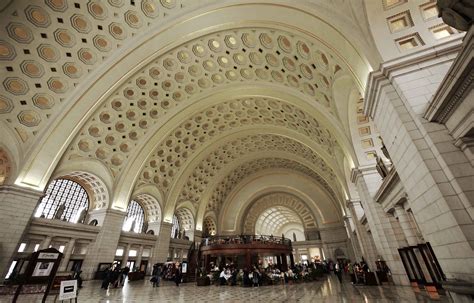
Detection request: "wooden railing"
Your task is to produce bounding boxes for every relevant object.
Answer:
[201,234,291,247]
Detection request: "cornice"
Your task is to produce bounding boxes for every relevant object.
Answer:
[364,37,464,119]
[0,184,44,198]
[424,27,474,123]
[350,164,377,184]
[373,169,399,203]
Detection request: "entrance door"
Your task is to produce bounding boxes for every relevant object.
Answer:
[398,242,445,289]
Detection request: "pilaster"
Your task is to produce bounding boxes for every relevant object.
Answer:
[0,185,43,282]
[81,209,126,279]
[149,222,173,266]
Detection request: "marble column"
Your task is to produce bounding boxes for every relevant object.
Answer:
[0,185,43,282]
[59,238,76,271]
[394,204,418,246]
[122,243,131,267]
[346,200,378,265]
[344,215,360,262]
[40,235,53,250]
[135,245,144,272]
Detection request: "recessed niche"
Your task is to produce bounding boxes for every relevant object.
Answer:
[395,33,424,51]
[387,10,414,33]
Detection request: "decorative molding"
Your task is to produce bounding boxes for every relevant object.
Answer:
[0,184,44,198]
[374,169,399,203]
[424,27,474,123]
[364,37,463,119]
[350,164,377,184]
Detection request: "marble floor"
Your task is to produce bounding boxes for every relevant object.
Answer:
[1,274,451,303]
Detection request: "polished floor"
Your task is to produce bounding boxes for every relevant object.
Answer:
[2,274,451,303]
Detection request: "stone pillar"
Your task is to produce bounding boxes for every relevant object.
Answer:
[149,222,173,266]
[194,230,203,247]
[294,248,300,264]
[0,185,43,282]
[352,168,409,286]
[40,235,53,250]
[344,215,360,262]
[346,200,378,265]
[121,243,131,268]
[59,238,76,272]
[135,245,144,272]
[394,204,418,246]
[178,249,183,262]
[81,209,126,280]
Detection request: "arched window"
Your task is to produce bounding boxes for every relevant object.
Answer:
[171,215,180,238]
[122,200,145,233]
[34,178,89,223]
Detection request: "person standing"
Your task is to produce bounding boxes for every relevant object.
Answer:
[335,262,343,283]
[174,265,182,287]
[152,264,161,287]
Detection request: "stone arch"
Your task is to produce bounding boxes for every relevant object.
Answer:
[220,170,342,233]
[52,158,113,210]
[132,194,160,224]
[13,1,373,201]
[51,171,109,211]
[132,184,164,223]
[241,192,317,234]
[174,204,195,240]
[0,147,13,186]
[203,215,217,236]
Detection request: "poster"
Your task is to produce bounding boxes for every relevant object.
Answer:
[181,262,187,274]
[59,280,77,300]
[32,261,54,277]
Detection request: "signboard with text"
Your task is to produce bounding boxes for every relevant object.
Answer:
[59,280,77,300]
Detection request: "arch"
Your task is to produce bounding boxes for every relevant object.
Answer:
[0,147,13,186]
[203,216,217,236]
[34,178,89,223]
[219,170,343,234]
[132,193,162,223]
[174,205,195,240]
[115,91,354,216]
[0,123,21,186]
[123,200,146,233]
[14,1,373,199]
[52,170,110,210]
[241,192,318,234]
[52,159,113,210]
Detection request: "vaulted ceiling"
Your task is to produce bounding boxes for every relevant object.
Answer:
[1,0,383,233]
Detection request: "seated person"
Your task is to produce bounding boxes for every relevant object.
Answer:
[219,269,228,285]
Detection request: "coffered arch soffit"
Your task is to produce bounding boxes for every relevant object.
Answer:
[242,192,318,235]
[110,95,353,213]
[11,2,372,194]
[218,170,342,233]
[172,132,340,213]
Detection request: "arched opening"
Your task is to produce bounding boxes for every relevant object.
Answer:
[123,200,146,233]
[171,214,180,239]
[34,178,89,223]
[0,147,12,185]
[255,206,304,237]
[174,207,195,240]
[203,216,217,236]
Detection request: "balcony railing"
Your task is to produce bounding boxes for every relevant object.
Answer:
[201,234,291,247]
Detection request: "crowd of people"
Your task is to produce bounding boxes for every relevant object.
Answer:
[150,262,183,287]
[100,264,130,289]
[207,261,328,287]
